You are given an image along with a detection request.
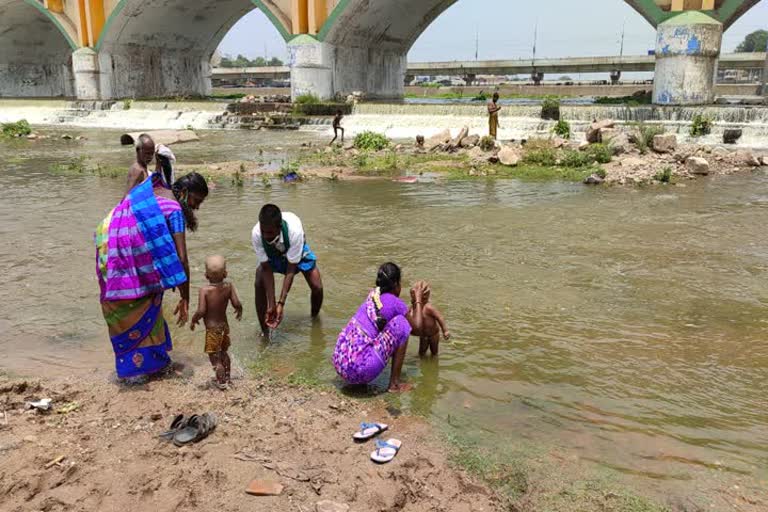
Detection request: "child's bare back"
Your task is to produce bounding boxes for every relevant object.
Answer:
[406,285,450,356]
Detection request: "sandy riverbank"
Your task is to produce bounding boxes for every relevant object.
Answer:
[0,371,499,512]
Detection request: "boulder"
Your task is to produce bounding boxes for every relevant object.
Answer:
[415,135,425,148]
[578,141,590,151]
[652,134,677,154]
[586,120,616,144]
[723,129,742,144]
[760,156,768,166]
[449,126,469,148]
[425,129,451,150]
[460,134,480,147]
[467,147,485,162]
[551,137,567,148]
[583,174,605,185]
[686,156,710,175]
[601,129,632,155]
[497,146,520,166]
[711,146,730,158]
[120,129,199,146]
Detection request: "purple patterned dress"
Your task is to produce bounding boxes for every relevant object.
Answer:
[333,290,412,385]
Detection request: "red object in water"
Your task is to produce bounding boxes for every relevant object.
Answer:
[393,176,418,183]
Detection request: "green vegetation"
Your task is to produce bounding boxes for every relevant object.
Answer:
[232,163,245,187]
[690,114,713,137]
[122,99,132,110]
[472,91,488,102]
[552,119,571,139]
[1,119,32,138]
[50,157,88,174]
[654,167,673,183]
[479,135,496,151]
[353,131,390,151]
[540,96,560,121]
[595,92,652,106]
[586,143,614,164]
[631,122,665,154]
[219,54,284,68]
[735,29,768,53]
[522,147,557,167]
[294,93,320,105]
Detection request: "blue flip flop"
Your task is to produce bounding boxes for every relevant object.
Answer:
[371,438,402,463]
[353,422,388,441]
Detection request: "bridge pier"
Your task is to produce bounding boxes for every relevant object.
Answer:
[653,12,723,105]
[610,70,621,85]
[531,72,544,86]
[289,36,406,101]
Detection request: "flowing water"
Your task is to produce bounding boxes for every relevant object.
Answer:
[2,127,768,506]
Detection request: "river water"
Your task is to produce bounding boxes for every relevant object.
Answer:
[2,127,767,506]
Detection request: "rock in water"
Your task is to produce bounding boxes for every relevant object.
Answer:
[316,501,350,512]
[601,130,631,155]
[686,156,710,175]
[652,134,677,154]
[425,129,451,150]
[497,146,520,166]
[583,174,605,185]
[722,129,742,145]
[415,135,425,147]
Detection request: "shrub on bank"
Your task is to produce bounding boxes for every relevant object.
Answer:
[585,143,614,164]
[353,131,390,151]
[479,136,496,151]
[631,122,665,154]
[1,119,31,138]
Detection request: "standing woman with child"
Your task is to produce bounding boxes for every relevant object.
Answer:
[95,140,209,381]
[333,263,428,392]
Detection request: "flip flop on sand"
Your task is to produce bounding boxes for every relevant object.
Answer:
[159,414,188,440]
[173,413,217,447]
[370,439,402,464]
[353,422,388,441]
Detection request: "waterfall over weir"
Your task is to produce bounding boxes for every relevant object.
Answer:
[347,103,768,148]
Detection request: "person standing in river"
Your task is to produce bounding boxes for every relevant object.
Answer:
[329,109,345,146]
[124,134,156,194]
[488,92,501,139]
[95,172,209,381]
[251,204,324,336]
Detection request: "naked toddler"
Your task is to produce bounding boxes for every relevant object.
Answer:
[407,284,450,356]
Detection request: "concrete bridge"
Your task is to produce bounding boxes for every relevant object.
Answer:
[211,52,767,84]
[0,0,763,105]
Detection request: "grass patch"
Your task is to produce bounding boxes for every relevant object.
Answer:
[553,119,571,139]
[294,93,320,105]
[2,119,32,138]
[690,114,713,137]
[50,157,125,178]
[654,167,673,183]
[630,122,665,155]
[353,131,390,151]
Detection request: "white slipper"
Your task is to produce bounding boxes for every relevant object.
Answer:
[370,438,402,463]
[353,422,388,441]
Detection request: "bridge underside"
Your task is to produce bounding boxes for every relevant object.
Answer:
[0,1,74,97]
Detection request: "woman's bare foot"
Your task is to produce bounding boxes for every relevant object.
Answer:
[387,382,413,393]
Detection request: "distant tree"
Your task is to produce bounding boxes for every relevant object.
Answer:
[735,30,768,52]
[558,76,573,81]
[217,54,285,68]
[269,57,284,67]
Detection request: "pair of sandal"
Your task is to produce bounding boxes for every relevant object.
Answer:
[159,413,218,447]
[353,422,402,464]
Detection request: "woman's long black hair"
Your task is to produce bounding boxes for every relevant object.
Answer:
[373,262,401,330]
[172,172,208,232]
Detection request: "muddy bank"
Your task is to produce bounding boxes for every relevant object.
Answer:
[0,373,499,512]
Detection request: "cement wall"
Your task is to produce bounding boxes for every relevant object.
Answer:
[653,12,723,105]
[289,39,405,100]
[0,1,74,97]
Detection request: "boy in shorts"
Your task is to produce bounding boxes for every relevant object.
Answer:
[191,255,243,389]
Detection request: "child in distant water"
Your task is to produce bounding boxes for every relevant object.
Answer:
[407,283,450,356]
[191,255,243,389]
[329,109,345,146]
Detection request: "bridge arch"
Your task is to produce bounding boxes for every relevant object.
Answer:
[92,0,291,98]
[0,0,77,97]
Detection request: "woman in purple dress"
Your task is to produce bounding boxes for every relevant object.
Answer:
[333,263,427,392]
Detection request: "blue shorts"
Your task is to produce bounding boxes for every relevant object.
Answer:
[268,243,317,274]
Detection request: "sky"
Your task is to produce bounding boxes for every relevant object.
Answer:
[217,0,768,62]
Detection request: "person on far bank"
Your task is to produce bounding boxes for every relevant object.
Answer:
[488,92,501,140]
[329,109,345,146]
[251,204,324,336]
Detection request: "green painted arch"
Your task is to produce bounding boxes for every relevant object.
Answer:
[95,0,291,51]
[20,0,77,49]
